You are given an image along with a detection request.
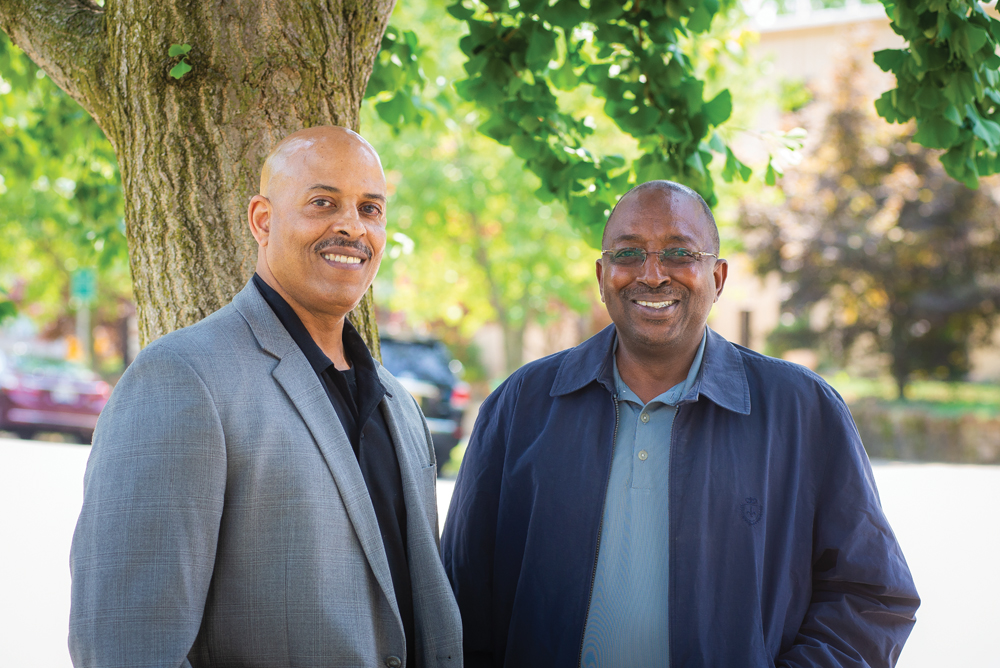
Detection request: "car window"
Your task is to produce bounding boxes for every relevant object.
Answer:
[380,340,455,386]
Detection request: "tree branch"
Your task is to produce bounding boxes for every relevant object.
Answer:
[0,0,109,120]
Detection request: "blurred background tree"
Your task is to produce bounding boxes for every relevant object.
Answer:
[0,33,130,369]
[741,55,1000,398]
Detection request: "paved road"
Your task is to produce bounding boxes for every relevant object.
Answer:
[1,438,997,666]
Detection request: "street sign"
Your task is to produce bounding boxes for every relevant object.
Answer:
[71,268,97,304]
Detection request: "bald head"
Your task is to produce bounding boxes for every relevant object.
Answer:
[247,125,388,325]
[604,181,719,253]
[260,126,384,197]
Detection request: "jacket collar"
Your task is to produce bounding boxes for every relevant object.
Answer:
[551,323,751,415]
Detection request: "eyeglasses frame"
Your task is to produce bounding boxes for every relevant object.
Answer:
[600,247,720,268]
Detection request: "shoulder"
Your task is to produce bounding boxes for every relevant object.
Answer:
[117,304,260,400]
[134,304,253,367]
[730,343,852,421]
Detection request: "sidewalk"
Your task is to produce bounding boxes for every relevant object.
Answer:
[1,438,997,666]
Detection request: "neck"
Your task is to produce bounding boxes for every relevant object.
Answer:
[614,327,704,404]
[256,266,351,370]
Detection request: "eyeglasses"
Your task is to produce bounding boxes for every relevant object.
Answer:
[601,247,719,268]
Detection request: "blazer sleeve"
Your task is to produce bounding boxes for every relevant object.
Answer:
[777,396,920,668]
[69,344,227,668]
[441,381,514,668]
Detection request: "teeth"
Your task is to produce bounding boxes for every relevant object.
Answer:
[636,300,676,309]
[322,253,362,265]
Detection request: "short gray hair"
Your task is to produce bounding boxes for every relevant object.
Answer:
[602,180,719,253]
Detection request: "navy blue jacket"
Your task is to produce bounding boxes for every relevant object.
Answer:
[442,325,918,668]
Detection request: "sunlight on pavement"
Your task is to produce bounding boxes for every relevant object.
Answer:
[1,438,997,668]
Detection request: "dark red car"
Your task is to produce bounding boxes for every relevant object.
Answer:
[0,354,110,443]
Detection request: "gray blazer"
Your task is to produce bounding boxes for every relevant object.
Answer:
[69,281,463,667]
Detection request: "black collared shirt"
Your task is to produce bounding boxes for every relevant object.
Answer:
[253,274,416,667]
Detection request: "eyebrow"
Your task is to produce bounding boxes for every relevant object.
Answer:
[307,184,386,202]
[610,233,696,246]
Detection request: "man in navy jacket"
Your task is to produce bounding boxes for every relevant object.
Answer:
[441,181,918,667]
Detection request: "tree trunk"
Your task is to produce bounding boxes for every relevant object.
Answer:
[0,0,394,355]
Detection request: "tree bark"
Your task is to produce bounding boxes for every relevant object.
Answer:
[0,0,393,354]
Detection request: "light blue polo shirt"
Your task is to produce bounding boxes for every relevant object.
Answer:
[580,330,707,668]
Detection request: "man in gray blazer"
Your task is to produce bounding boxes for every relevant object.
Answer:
[69,126,462,667]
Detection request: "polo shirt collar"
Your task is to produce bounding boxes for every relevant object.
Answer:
[551,323,751,415]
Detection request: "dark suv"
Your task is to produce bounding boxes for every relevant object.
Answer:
[379,337,470,474]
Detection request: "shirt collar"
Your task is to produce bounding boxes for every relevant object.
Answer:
[252,273,387,409]
[613,330,706,407]
[552,323,751,415]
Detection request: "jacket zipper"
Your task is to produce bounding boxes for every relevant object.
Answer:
[664,403,681,668]
[577,392,620,668]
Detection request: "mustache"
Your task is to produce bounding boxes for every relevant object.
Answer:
[621,285,682,301]
[314,237,373,260]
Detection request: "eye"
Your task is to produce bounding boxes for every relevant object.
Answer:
[614,248,645,259]
[361,203,383,216]
[662,248,698,265]
[311,197,334,208]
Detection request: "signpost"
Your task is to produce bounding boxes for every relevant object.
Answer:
[71,269,96,367]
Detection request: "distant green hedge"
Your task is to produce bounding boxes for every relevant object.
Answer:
[850,398,1000,465]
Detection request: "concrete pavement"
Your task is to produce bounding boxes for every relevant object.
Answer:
[1,438,996,666]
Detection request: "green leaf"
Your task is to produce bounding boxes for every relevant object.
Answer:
[447,1,475,19]
[703,89,732,126]
[169,59,192,80]
[375,92,421,129]
[913,115,960,149]
[967,105,1000,149]
[943,104,963,126]
[168,43,192,57]
[541,0,588,29]
[525,25,557,70]
[875,91,905,123]
[686,3,714,33]
[873,49,907,73]
[589,0,625,21]
[765,160,777,186]
[708,132,726,153]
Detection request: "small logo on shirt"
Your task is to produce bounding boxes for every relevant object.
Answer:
[741,497,763,526]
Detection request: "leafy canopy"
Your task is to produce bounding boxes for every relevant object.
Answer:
[0,33,128,325]
[367,0,769,248]
[874,0,1000,187]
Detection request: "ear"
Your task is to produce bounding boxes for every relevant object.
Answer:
[712,258,729,303]
[248,195,272,247]
[595,258,605,303]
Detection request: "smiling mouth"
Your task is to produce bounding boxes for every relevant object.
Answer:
[321,252,363,265]
[634,299,677,309]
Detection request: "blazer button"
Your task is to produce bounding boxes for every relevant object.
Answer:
[385,656,402,668]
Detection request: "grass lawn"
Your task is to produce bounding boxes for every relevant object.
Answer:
[823,372,1000,418]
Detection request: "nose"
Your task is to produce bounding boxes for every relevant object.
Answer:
[637,255,671,288]
[331,205,366,239]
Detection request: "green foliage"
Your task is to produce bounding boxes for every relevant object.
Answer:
[0,33,129,328]
[168,43,193,79]
[876,0,1000,187]
[741,56,1000,396]
[367,113,598,373]
[365,27,432,129]
[438,0,764,246]
[0,287,15,324]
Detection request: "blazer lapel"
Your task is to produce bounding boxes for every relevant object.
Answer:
[232,281,400,623]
